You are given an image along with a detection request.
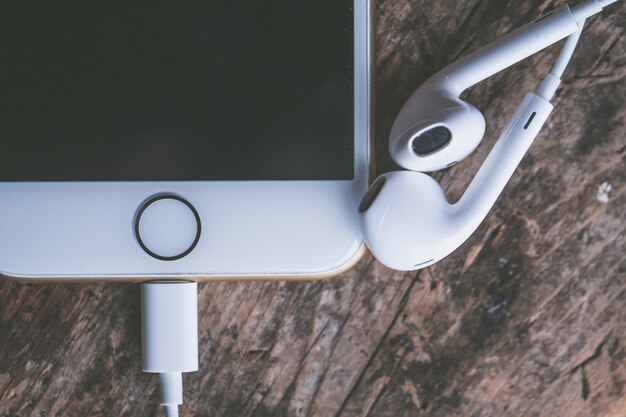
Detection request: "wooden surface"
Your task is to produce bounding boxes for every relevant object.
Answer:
[1,1,625,416]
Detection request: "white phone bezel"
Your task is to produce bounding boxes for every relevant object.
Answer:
[0,0,372,282]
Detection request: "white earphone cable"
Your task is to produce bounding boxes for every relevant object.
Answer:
[596,0,619,7]
[550,19,586,78]
[571,0,621,22]
[536,18,586,101]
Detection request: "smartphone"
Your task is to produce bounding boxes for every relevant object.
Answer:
[0,0,371,281]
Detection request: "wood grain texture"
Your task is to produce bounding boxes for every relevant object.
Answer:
[1,1,625,416]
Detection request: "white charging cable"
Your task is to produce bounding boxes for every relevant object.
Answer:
[141,281,199,417]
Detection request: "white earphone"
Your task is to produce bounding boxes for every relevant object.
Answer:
[360,0,620,271]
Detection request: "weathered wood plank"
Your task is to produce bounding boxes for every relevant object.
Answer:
[1,1,625,416]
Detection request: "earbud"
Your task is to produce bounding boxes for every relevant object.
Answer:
[362,93,553,270]
[389,3,580,172]
[360,0,619,271]
[389,91,486,172]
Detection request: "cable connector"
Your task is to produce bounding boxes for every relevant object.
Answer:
[141,281,198,417]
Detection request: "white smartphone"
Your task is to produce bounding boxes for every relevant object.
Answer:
[0,0,372,281]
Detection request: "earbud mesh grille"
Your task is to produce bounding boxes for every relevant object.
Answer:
[411,126,452,155]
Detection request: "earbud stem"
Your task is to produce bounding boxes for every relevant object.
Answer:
[453,93,553,234]
[424,4,580,95]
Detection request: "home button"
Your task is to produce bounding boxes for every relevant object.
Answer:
[135,195,201,261]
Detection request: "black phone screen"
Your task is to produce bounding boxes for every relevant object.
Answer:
[0,0,354,181]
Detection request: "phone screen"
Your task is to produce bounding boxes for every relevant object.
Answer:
[0,0,354,181]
